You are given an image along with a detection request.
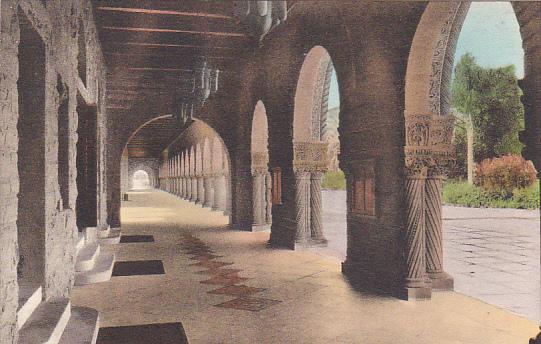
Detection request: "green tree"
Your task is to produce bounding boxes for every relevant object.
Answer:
[451,53,524,178]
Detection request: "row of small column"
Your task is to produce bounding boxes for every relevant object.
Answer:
[158,156,228,213]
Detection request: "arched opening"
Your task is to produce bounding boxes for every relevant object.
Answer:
[16,8,47,289]
[406,2,538,317]
[291,45,347,260]
[250,100,272,231]
[76,96,98,231]
[132,170,151,190]
[57,77,70,209]
[157,119,233,224]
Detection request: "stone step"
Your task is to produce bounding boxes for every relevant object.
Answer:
[18,299,71,344]
[76,232,85,255]
[99,228,121,245]
[18,285,43,330]
[75,252,115,286]
[75,244,101,272]
[59,306,99,344]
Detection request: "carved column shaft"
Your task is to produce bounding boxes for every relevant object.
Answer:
[294,171,311,243]
[404,175,427,288]
[425,172,453,290]
[310,172,326,242]
[252,172,265,226]
[265,172,272,224]
[425,176,443,274]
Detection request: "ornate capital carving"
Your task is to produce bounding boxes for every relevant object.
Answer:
[405,114,455,179]
[293,141,329,173]
[251,151,269,174]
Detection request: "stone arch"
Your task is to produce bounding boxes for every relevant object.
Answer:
[271,45,336,247]
[293,45,334,142]
[251,100,270,158]
[250,100,272,230]
[401,2,540,299]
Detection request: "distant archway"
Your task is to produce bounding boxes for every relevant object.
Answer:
[132,170,151,190]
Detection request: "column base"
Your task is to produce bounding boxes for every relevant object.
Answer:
[294,238,328,248]
[427,271,454,291]
[399,286,432,300]
[251,224,271,232]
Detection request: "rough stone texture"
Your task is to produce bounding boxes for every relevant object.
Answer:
[3,7,538,344]
[0,1,106,342]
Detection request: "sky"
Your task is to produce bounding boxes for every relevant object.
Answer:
[327,2,524,110]
[454,2,524,78]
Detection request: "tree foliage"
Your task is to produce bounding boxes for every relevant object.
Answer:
[451,54,524,177]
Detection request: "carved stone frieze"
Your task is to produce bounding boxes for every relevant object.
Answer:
[404,114,455,178]
[428,3,470,116]
[293,141,329,173]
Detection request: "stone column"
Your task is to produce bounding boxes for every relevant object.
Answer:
[175,157,180,196]
[224,175,231,216]
[310,171,327,243]
[252,171,265,227]
[213,174,227,212]
[425,171,453,290]
[265,171,272,224]
[203,176,213,208]
[196,175,204,205]
[191,176,197,202]
[402,165,431,300]
[212,174,222,211]
[294,171,311,244]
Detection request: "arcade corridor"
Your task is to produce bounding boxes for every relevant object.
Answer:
[71,189,538,344]
[2,1,541,343]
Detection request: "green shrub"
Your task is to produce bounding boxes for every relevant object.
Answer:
[512,180,540,209]
[443,180,539,209]
[322,170,346,190]
[443,181,490,208]
[475,154,537,197]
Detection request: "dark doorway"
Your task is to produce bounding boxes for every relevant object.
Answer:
[76,96,98,230]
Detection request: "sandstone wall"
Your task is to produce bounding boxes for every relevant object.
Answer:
[0,1,106,342]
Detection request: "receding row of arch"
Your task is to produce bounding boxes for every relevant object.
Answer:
[158,120,232,217]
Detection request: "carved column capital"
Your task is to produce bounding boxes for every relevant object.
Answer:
[293,141,329,173]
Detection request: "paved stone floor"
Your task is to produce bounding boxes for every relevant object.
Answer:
[316,190,541,323]
[71,190,539,343]
[443,206,541,323]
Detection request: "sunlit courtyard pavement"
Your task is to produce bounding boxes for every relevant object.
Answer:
[70,190,539,343]
[317,190,541,322]
[443,206,540,322]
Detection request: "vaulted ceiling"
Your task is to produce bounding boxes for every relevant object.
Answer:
[94,0,254,110]
[94,1,255,157]
[126,116,182,158]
